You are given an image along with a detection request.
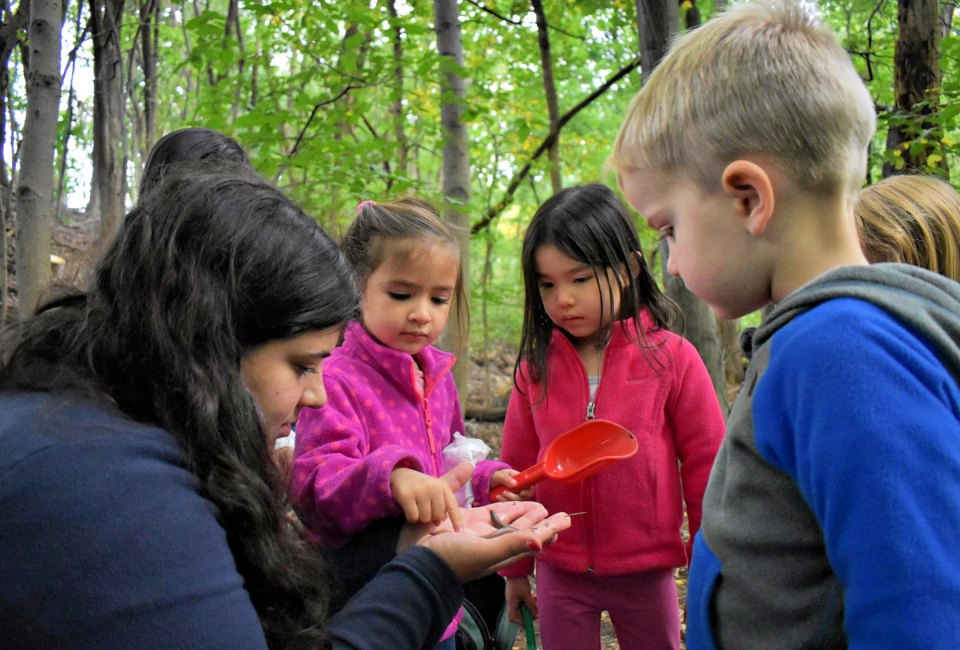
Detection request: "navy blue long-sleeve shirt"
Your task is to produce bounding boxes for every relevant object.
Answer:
[0,390,461,648]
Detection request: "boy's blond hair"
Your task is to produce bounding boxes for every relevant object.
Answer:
[611,0,875,196]
[855,174,960,282]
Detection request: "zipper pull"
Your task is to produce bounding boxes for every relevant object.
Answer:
[585,401,596,420]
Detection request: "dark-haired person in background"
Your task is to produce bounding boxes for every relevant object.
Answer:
[138,126,252,196]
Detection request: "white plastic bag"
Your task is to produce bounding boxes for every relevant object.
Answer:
[442,432,491,506]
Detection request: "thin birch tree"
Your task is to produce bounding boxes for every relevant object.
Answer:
[434,0,471,402]
[0,0,28,323]
[16,0,62,317]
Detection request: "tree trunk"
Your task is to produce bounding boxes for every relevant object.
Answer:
[636,0,677,81]
[682,0,701,30]
[140,0,158,150]
[89,0,125,240]
[0,189,6,324]
[882,0,946,177]
[16,0,61,317]
[718,317,744,396]
[0,0,27,324]
[664,271,729,412]
[387,0,408,181]
[639,0,729,411]
[225,0,243,121]
[333,24,369,142]
[532,0,562,193]
[434,0,471,411]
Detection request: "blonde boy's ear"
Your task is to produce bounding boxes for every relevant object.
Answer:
[721,160,775,237]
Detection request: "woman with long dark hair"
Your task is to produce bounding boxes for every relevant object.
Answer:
[0,167,568,648]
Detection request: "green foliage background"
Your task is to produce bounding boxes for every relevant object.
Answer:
[33,0,960,353]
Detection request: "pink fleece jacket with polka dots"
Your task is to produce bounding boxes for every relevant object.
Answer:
[290,321,509,547]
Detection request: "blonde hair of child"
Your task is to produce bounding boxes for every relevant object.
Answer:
[855,174,960,282]
[341,197,469,350]
[610,0,876,197]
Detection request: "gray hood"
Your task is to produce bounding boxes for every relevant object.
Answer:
[753,263,960,382]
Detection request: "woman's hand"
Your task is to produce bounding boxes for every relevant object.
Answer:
[490,468,535,501]
[399,501,571,583]
[505,576,537,624]
[390,462,471,531]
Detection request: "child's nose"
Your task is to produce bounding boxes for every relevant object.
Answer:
[556,286,575,307]
[409,299,431,324]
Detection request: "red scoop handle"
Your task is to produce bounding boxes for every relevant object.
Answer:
[489,464,546,501]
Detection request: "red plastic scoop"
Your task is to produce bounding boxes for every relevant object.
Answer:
[490,419,638,500]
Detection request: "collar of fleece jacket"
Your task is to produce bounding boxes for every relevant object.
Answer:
[338,321,456,397]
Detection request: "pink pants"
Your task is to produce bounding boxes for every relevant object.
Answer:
[535,562,680,650]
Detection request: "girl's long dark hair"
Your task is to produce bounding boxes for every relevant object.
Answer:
[0,167,358,648]
[516,183,681,393]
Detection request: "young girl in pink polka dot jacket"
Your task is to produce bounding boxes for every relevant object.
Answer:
[290,198,521,648]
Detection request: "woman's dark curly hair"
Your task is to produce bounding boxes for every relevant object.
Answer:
[0,166,359,648]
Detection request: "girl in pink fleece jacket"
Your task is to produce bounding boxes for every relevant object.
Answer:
[290,198,520,650]
[500,184,725,650]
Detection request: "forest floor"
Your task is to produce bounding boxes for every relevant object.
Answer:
[464,354,688,650]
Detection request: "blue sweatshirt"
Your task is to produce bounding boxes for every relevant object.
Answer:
[687,264,960,648]
[0,390,461,649]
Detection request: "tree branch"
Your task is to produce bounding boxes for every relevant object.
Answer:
[471,56,640,234]
[287,85,359,158]
[463,0,522,26]
[463,0,583,39]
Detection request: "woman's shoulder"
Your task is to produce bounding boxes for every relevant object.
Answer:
[0,390,184,476]
[0,391,209,533]
[0,390,264,647]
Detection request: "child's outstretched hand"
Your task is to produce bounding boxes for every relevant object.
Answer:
[490,468,535,501]
[390,461,472,531]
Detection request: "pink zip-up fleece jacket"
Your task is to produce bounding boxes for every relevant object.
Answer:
[290,321,509,547]
[499,314,725,579]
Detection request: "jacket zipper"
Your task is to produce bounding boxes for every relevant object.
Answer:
[585,369,595,570]
[411,359,440,476]
[584,343,607,570]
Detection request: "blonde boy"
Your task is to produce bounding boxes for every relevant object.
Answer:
[612,1,960,648]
